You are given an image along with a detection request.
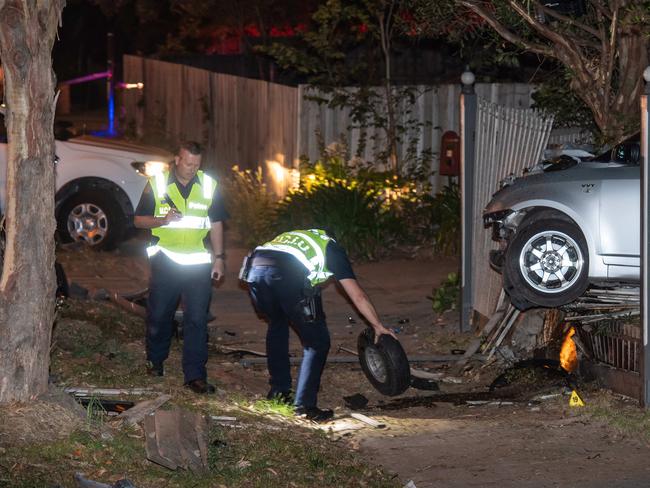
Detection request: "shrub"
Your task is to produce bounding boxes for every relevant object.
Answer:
[430,183,460,255]
[274,181,388,260]
[430,272,460,313]
[220,166,278,249]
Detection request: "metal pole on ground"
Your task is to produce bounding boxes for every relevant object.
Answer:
[641,66,650,407]
[460,68,477,333]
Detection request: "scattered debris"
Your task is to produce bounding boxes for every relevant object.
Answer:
[74,473,137,488]
[224,330,237,336]
[347,316,357,324]
[403,480,417,488]
[337,345,358,356]
[343,393,369,410]
[240,354,472,367]
[109,291,147,319]
[397,318,410,325]
[531,393,562,402]
[114,394,172,427]
[64,387,154,397]
[77,398,134,414]
[217,345,267,357]
[350,412,386,429]
[144,408,209,472]
[211,415,238,426]
[409,377,439,391]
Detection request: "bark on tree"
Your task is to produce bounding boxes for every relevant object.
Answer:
[0,0,65,403]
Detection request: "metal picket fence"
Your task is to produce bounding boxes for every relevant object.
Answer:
[471,98,554,318]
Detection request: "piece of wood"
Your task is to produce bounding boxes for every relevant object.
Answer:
[350,412,386,429]
[109,291,147,319]
[144,413,178,470]
[65,387,154,397]
[114,394,171,427]
[240,354,475,367]
[453,291,509,370]
[216,345,267,357]
[145,408,209,472]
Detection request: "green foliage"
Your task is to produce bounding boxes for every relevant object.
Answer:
[430,183,460,255]
[430,272,460,313]
[532,71,597,133]
[274,180,388,260]
[220,166,279,249]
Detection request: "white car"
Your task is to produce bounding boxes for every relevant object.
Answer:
[0,124,172,250]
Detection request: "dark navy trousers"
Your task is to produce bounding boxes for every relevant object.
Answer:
[248,265,330,408]
[146,252,212,383]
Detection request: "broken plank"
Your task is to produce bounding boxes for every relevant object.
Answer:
[114,394,171,427]
[350,412,386,428]
[64,387,153,397]
[144,413,178,470]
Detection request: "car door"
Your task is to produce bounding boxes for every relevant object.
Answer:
[598,165,640,275]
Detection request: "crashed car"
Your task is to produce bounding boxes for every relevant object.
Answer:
[0,117,172,250]
[483,135,641,310]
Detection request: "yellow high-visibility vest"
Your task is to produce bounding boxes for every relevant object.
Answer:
[147,170,215,265]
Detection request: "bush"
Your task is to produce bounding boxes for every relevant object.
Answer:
[220,166,278,249]
[430,183,460,255]
[430,272,460,313]
[274,181,388,260]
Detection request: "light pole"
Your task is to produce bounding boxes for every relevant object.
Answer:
[460,68,476,333]
[641,66,650,406]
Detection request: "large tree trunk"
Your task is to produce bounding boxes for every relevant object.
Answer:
[0,0,65,403]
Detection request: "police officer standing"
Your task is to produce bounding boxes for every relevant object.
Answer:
[242,228,396,420]
[134,141,228,394]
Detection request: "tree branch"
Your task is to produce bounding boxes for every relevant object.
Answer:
[457,0,554,57]
[536,3,602,40]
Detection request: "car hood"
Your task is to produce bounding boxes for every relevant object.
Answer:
[61,136,173,160]
[484,161,636,215]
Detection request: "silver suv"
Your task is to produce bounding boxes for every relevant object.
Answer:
[483,135,640,310]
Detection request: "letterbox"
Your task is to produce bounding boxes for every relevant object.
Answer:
[440,130,460,177]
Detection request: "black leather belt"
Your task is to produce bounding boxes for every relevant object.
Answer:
[250,256,277,267]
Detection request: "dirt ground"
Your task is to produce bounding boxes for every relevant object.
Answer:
[56,238,650,488]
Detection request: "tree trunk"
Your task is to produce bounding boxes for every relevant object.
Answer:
[0,0,65,403]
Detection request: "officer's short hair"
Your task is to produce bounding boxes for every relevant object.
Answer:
[178,140,203,156]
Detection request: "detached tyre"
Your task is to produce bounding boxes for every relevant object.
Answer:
[357,328,410,396]
[57,191,125,251]
[503,218,589,309]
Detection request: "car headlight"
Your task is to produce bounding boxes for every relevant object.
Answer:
[131,160,169,177]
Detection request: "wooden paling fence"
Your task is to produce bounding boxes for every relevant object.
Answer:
[472,98,554,318]
[123,55,539,193]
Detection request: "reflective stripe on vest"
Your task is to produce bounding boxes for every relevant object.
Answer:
[256,229,333,286]
[146,245,212,265]
[160,215,211,230]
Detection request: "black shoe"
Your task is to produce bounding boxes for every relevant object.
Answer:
[294,406,334,422]
[185,378,216,395]
[267,390,294,405]
[146,361,164,377]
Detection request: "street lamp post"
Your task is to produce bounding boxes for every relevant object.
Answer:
[460,68,476,333]
[641,66,650,406]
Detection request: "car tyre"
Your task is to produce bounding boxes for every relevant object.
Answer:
[357,328,411,396]
[503,218,589,309]
[57,191,125,251]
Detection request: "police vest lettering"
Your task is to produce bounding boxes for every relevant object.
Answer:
[256,229,334,286]
[147,170,216,265]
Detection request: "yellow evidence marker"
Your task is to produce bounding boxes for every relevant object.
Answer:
[569,390,585,407]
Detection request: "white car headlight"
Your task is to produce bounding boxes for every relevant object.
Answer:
[131,160,169,177]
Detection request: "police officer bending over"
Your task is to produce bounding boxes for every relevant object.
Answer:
[242,228,396,421]
[134,141,228,394]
